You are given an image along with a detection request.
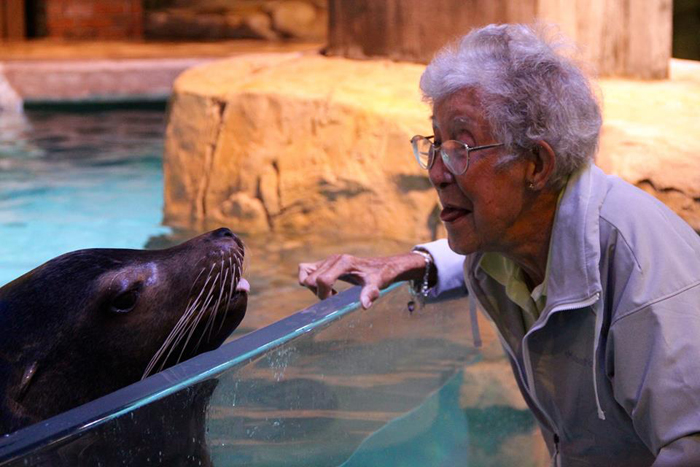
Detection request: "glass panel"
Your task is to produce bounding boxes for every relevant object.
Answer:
[0,283,543,467]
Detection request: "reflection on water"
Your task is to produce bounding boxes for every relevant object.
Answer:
[0,109,548,466]
[0,108,413,331]
[0,109,169,286]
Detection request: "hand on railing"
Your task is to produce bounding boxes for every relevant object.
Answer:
[298,253,427,309]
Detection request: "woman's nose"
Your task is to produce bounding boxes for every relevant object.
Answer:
[428,151,454,189]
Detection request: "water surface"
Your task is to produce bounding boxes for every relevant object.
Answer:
[0,108,413,331]
[0,109,169,285]
[0,108,544,466]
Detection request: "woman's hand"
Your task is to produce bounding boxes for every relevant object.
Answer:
[298,253,428,309]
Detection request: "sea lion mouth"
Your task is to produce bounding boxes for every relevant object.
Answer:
[142,233,249,380]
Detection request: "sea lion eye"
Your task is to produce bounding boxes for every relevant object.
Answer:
[110,289,140,314]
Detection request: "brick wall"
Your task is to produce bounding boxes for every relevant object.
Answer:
[45,0,143,40]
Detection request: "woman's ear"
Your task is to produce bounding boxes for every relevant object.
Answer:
[527,140,556,190]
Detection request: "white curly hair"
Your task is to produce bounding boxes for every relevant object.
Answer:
[420,24,602,188]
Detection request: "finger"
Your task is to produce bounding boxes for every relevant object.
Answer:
[307,255,355,300]
[360,284,381,309]
[314,273,337,300]
[298,262,319,285]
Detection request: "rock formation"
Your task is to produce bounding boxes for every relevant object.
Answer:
[164,54,700,240]
[164,52,443,241]
[596,60,700,230]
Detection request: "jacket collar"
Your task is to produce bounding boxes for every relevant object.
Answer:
[543,163,606,311]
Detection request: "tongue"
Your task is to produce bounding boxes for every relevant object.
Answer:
[236,278,250,293]
[440,208,469,222]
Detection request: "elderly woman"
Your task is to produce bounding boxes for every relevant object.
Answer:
[299,24,700,466]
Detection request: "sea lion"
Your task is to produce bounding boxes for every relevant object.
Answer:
[0,227,249,436]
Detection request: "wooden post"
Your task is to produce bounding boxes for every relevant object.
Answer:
[0,0,26,41]
[327,0,672,79]
[0,2,7,40]
[7,0,26,40]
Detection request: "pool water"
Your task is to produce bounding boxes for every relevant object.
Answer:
[0,109,169,287]
[0,108,547,466]
[0,108,414,332]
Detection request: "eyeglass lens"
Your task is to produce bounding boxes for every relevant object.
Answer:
[411,136,433,169]
[412,136,469,174]
[440,140,469,174]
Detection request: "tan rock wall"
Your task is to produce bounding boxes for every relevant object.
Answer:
[165,53,443,241]
[596,60,700,230]
[164,54,700,240]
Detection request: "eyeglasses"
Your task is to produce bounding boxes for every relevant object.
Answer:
[411,135,504,175]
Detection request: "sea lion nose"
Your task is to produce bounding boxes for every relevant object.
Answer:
[212,227,234,239]
[209,227,244,251]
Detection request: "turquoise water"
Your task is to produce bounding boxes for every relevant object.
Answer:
[0,109,170,286]
[0,109,544,466]
[0,107,415,329]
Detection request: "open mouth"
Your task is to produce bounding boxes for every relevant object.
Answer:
[440,206,471,222]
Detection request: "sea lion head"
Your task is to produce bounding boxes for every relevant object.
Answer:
[0,227,248,433]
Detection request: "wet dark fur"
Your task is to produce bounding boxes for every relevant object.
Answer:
[0,228,248,438]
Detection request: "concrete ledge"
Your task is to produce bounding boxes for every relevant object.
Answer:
[2,58,219,104]
[0,40,322,106]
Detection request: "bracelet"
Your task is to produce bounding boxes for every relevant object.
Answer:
[408,250,433,312]
[412,250,432,297]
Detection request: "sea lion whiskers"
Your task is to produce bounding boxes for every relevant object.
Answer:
[160,269,220,373]
[141,242,245,380]
[202,259,228,343]
[1,228,249,436]
[142,264,218,379]
[208,266,229,340]
[186,265,208,298]
[172,270,223,368]
[145,297,201,377]
[217,253,236,335]
[220,250,243,334]
[196,269,226,354]
[202,250,243,340]
[217,252,241,330]
[192,251,243,356]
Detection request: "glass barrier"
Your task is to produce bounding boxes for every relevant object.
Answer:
[0,283,544,467]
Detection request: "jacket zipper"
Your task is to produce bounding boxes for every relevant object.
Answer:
[522,292,602,465]
[551,434,560,467]
[468,279,561,434]
[488,291,601,464]
[522,292,601,399]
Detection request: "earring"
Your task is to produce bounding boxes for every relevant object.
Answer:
[528,182,535,189]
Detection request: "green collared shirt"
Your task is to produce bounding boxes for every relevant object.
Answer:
[479,253,549,330]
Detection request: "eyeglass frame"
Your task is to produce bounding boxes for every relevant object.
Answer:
[411,135,504,175]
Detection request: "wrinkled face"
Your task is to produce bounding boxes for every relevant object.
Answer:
[429,88,530,255]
